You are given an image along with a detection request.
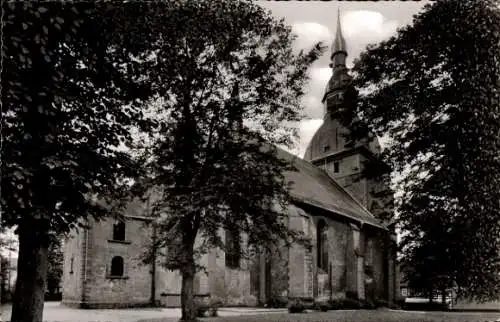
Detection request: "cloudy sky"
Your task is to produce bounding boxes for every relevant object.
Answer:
[257,1,430,157]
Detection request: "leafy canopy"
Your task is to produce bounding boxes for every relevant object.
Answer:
[134,0,324,268]
[2,2,157,234]
[340,0,500,301]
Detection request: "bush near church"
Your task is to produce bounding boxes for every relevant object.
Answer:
[195,297,222,318]
[288,299,307,313]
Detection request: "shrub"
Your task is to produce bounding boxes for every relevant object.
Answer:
[327,298,366,310]
[315,301,329,312]
[288,299,306,313]
[209,307,218,317]
[196,306,207,318]
[195,297,221,318]
[345,291,358,300]
[207,298,222,317]
[328,299,342,310]
[267,297,288,308]
[388,302,401,310]
[363,299,376,310]
[342,297,364,309]
[374,299,390,308]
[314,296,330,312]
[404,301,449,311]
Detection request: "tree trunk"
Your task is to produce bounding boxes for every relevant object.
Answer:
[10,223,49,322]
[180,258,197,321]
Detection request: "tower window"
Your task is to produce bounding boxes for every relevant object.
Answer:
[113,221,126,241]
[333,162,340,173]
[110,256,124,276]
[70,257,74,274]
[225,228,241,269]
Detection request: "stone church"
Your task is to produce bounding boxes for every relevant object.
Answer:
[61,13,398,309]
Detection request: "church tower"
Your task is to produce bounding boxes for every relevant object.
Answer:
[304,10,392,220]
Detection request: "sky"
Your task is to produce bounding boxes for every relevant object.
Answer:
[256,1,430,157]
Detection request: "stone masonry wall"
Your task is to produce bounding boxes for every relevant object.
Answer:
[83,218,153,307]
[61,229,83,304]
[367,176,394,220]
[269,243,289,302]
[363,230,386,302]
[308,213,350,299]
[372,233,386,300]
[62,204,392,308]
[345,224,360,297]
[288,209,309,298]
[207,229,255,306]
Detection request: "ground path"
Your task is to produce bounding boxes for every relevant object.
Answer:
[0,302,284,322]
[1,302,499,322]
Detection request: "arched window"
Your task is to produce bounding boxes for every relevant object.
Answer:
[113,221,126,241]
[317,220,328,272]
[225,229,241,269]
[110,256,124,276]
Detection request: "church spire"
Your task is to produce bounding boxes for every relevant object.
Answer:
[322,9,352,110]
[331,9,347,67]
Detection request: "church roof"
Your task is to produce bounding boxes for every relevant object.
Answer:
[277,148,385,229]
[112,141,385,230]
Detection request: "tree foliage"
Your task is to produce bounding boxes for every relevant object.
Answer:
[339,0,500,301]
[131,0,323,319]
[2,2,160,321]
[46,238,63,297]
[2,2,154,233]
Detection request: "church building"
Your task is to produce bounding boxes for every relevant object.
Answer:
[61,11,398,309]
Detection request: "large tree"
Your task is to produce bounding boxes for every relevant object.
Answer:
[133,1,323,320]
[2,3,159,321]
[338,0,500,302]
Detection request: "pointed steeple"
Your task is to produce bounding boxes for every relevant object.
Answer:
[322,9,352,110]
[331,9,347,57]
[330,9,348,68]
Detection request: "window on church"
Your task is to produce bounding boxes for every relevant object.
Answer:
[110,256,124,276]
[317,220,328,272]
[113,221,126,241]
[70,257,74,274]
[333,162,340,173]
[323,145,330,153]
[225,228,241,269]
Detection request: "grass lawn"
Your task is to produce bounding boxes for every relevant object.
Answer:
[139,309,500,322]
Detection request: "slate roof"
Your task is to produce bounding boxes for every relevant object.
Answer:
[111,142,386,230]
[277,148,386,230]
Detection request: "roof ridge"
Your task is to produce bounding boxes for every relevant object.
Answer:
[279,147,382,225]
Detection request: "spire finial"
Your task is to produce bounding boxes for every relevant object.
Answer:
[332,9,347,56]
